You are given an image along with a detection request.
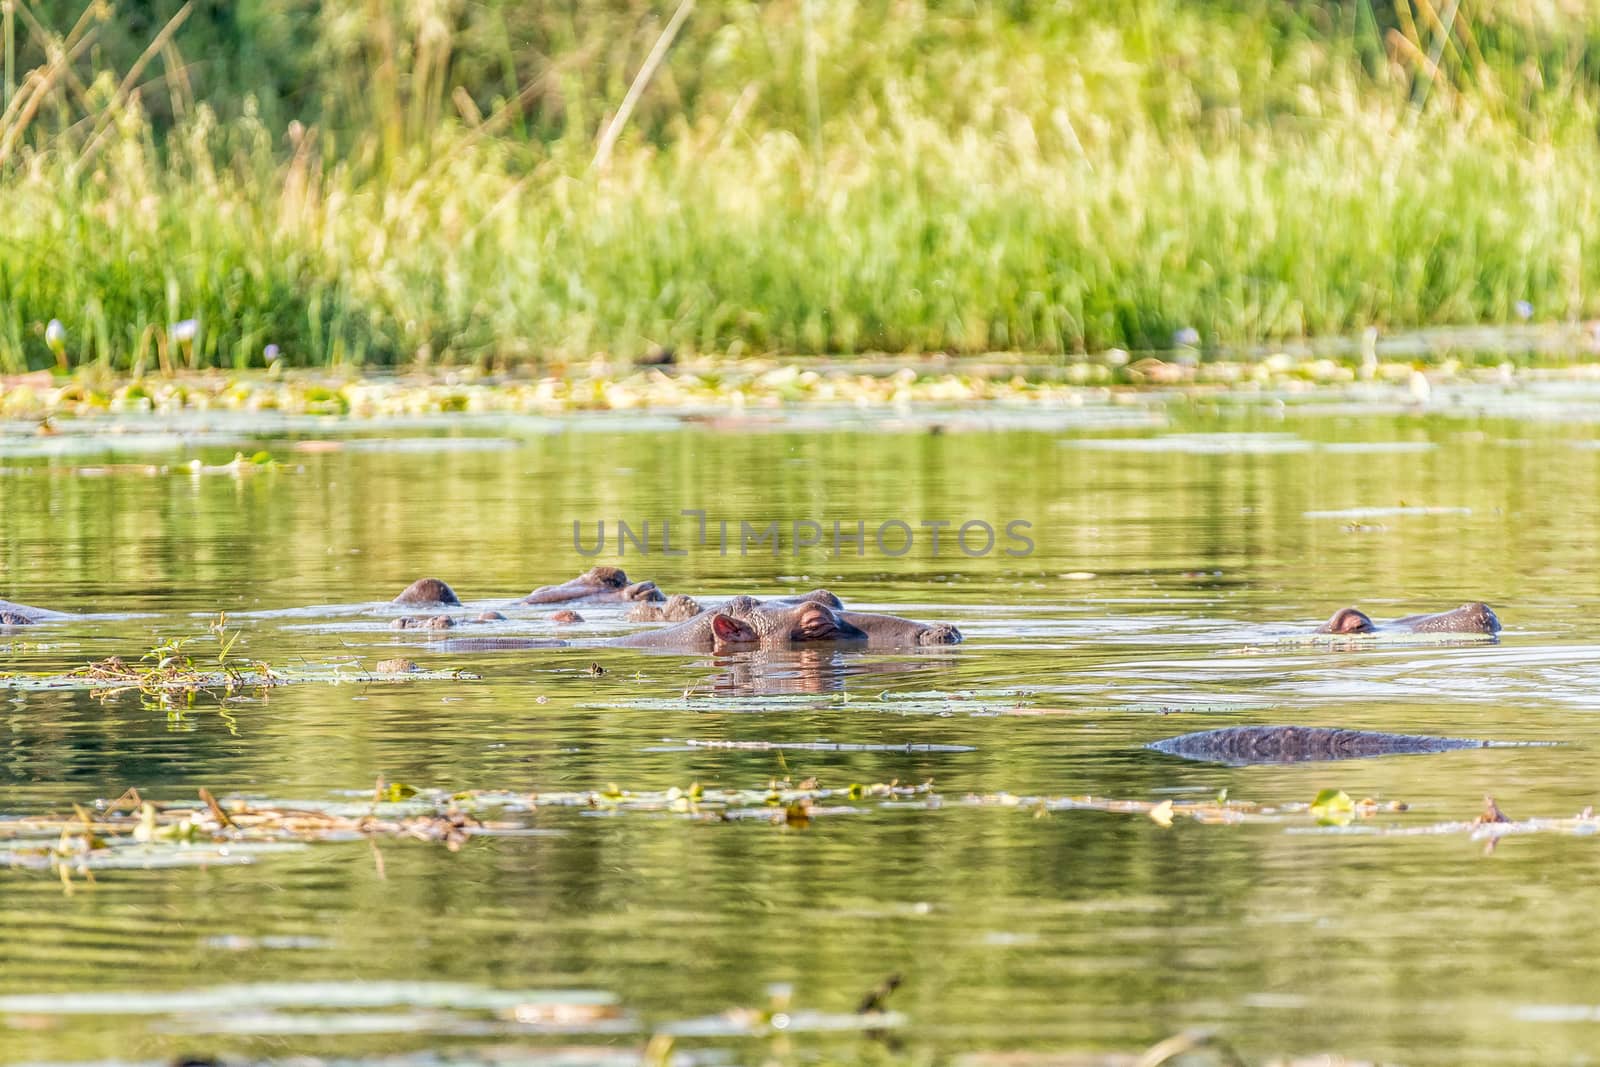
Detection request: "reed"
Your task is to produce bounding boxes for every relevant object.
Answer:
[2,1,1598,371]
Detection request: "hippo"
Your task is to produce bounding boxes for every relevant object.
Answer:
[715,597,869,646]
[615,600,866,649]
[520,566,665,605]
[1149,725,1545,765]
[392,578,462,608]
[722,592,961,647]
[609,612,761,652]
[627,594,702,623]
[391,615,456,630]
[0,598,68,625]
[1318,602,1500,636]
[550,610,585,624]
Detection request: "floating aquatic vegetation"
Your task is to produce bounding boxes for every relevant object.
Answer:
[0,354,1593,427]
[1302,505,1473,519]
[0,785,522,889]
[666,739,976,753]
[0,980,633,1039]
[26,775,1600,898]
[2,643,480,693]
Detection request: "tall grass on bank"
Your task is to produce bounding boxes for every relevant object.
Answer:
[2,1,1600,371]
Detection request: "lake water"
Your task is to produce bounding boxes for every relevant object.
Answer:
[4,382,1600,1066]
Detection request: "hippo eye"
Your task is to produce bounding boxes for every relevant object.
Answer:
[796,607,843,638]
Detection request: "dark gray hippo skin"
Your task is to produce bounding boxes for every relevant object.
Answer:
[0,598,69,625]
[392,578,462,608]
[1318,602,1500,636]
[1149,725,1543,765]
[521,566,665,605]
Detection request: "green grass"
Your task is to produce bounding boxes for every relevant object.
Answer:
[3,1,1600,370]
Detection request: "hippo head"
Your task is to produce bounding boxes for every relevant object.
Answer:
[582,566,630,589]
[522,566,666,604]
[550,609,585,624]
[1459,602,1502,634]
[393,578,462,607]
[916,622,964,646]
[1409,602,1502,635]
[1319,607,1377,635]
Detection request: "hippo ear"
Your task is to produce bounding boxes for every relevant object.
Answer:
[710,613,755,642]
[1321,607,1376,634]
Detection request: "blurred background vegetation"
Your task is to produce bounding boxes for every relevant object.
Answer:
[4,0,1600,369]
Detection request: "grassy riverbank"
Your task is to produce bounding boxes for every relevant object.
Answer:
[5,2,1600,370]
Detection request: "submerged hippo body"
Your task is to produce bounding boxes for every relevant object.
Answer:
[0,598,68,625]
[1319,602,1501,636]
[392,578,462,608]
[433,637,571,651]
[1150,725,1535,765]
[521,567,665,606]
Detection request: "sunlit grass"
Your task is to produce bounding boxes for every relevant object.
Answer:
[3,1,1599,370]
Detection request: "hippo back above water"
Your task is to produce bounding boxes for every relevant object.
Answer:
[0,598,69,625]
[521,566,665,605]
[392,579,463,608]
[1149,725,1544,765]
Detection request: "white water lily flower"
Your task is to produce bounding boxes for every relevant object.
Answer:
[171,319,199,343]
[264,344,281,363]
[45,319,65,353]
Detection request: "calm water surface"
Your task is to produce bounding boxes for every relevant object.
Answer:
[3,387,1600,1066]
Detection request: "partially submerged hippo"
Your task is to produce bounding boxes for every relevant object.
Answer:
[733,593,961,647]
[631,588,963,647]
[521,566,665,605]
[717,597,869,645]
[1318,602,1500,636]
[392,578,462,608]
[0,598,68,626]
[1149,725,1542,765]
[391,615,456,630]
